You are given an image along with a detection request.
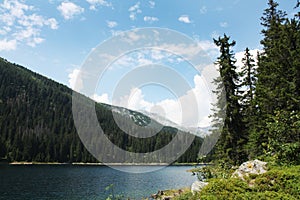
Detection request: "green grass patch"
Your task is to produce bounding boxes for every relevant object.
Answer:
[173,165,300,200]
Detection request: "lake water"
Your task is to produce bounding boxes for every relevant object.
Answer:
[0,165,198,200]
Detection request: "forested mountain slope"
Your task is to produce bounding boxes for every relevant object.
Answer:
[0,57,202,163]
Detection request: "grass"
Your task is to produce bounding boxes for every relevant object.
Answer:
[173,164,300,200]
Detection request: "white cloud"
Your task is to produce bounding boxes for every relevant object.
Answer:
[98,73,213,127]
[16,13,58,30]
[1,0,34,19]
[46,18,59,30]
[120,30,145,44]
[0,39,17,51]
[28,37,44,47]
[13,26,38,42]
[0,0,58,50]
[0,26,11,35]
[235,49,260,70]
[106,20,117,28]
[220,22,228,28]
[57,1,84,20]
[200,6,207,14]
[143,16,159,23]
[151,49,167,60]
[128,2,140,12]
[178,15,192,24]
[128,2,141,20]
[149,1,155,8]
[110,29,123,36]
[86,0,112,10]
[104,41,218,71]
[92,93,110,104]
[125,88,154,111]
[68,68,83,92]
[198,40,217,51]
[157,41,215,62]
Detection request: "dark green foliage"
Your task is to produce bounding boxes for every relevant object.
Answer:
[209,0,300,166]
[0,57,202,163]
[247,0,300,164]
[211,35,247,165]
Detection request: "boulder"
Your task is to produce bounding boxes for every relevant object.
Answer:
[232,159,267,180]
[191,181,208,195]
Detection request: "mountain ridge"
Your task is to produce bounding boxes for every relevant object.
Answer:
[0,57,202,163]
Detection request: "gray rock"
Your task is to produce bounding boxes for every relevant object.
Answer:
[191,180,208,195]
[232,159,267,180]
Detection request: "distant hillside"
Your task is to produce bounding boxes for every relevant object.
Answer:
[0,57,202,163]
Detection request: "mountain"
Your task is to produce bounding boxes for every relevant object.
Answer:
[0,57,202,163]
[141,110,211,138]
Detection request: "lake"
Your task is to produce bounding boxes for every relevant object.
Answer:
[0,165,198,199]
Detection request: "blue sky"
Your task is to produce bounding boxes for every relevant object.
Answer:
[0,0,297,127]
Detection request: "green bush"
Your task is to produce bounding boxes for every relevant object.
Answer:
[253,166,300,198]
[174,165,300,200]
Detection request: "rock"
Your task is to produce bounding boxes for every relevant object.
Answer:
[191,181,208,195]
[150,193,158,199]
[151,190,164,199]
[232,159,267,180]
[151,188,188,199]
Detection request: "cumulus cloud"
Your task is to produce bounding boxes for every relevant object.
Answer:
[92,93,110,104]
[86,0,112,10]
[117,88,154,112]
[95,73,213,128]
[235,49,261,70]
[178,15,192,24]
[57,1,84,20]
[0,39,17,51]
[106,20,117,28]
[128,2,141,20]
[68,68,83,92]
[45,18,59,29]
[0,0,58,50]
[144,16,159,23]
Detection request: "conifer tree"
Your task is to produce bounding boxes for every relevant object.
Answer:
[250,0,300,163]
[211,35,246,166]
[240,48,257,108]
[238,48,257,157]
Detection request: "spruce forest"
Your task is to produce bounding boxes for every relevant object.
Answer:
[0,58,202,163]
[209,0,300,166]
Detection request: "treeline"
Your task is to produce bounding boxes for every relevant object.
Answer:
[209,0,300,166]
[0,57,202,163]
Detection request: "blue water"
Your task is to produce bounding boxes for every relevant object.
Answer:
[0,165,198,199]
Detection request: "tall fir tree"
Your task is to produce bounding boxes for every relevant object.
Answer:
[239,48,257,157]
[211,35,247,166]
[240,48,257,104]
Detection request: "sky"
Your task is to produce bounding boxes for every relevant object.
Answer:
[0,0,297,128]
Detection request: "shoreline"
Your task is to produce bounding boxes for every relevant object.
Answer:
[7,161,206,166]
